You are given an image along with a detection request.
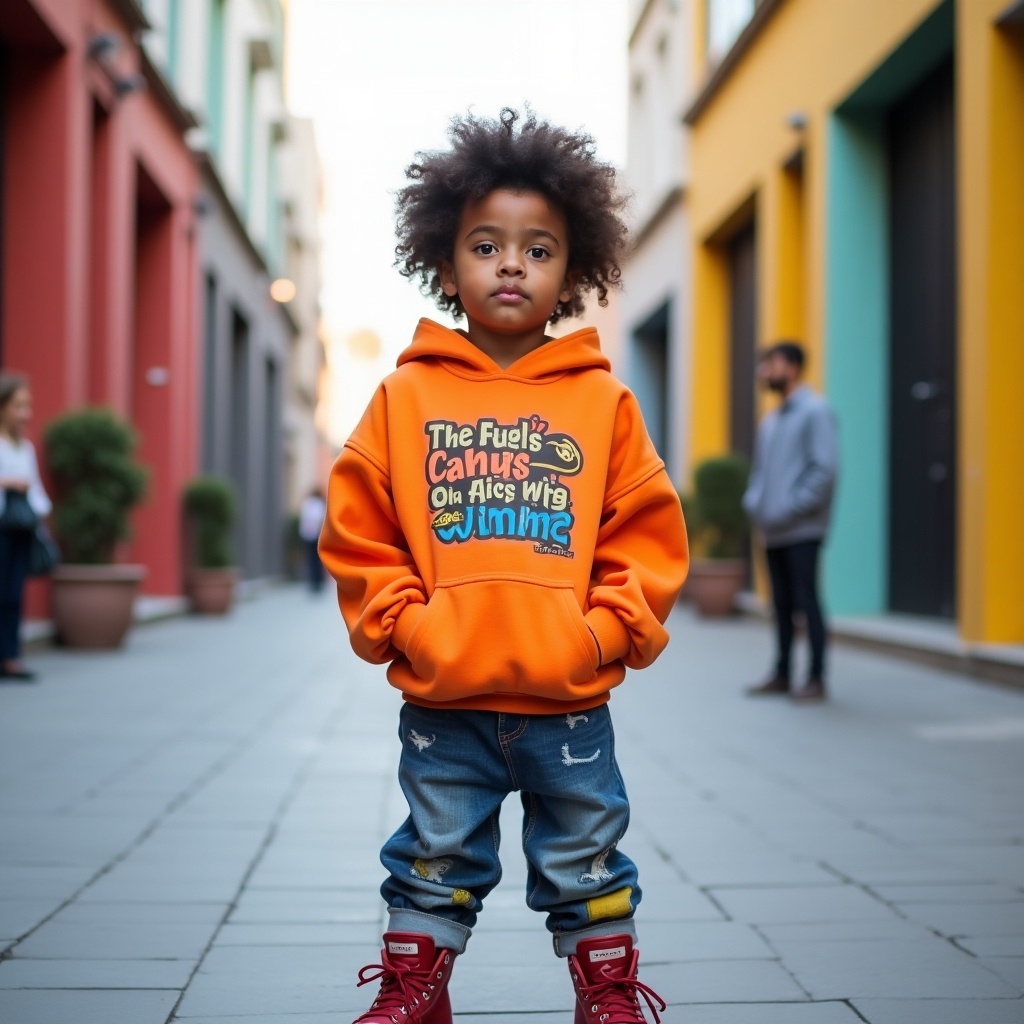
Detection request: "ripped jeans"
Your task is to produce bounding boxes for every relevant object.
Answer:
[380,702,640,957]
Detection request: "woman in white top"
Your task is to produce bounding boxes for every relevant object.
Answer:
[0,374,51,680]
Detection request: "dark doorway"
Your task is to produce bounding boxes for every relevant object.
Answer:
[201,273,218,472]
[633,301,670,460]
[728,221,757,461]
[887,57,957,618]
[262,356,280,576]
[230,309,250,571]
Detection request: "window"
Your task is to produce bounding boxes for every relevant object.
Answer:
[707,0,755,66]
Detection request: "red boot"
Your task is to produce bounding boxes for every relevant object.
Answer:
[568,934,667,1024]
[353,931,456,1024]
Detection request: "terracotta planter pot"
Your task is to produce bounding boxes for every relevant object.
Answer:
[687,559,747,617]
[188,567,237,615]
[51,564,146,648]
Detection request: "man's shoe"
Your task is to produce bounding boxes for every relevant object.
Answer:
[568,934,666,1023]
[0,664,36,682]
[745,674,790,696]
[789,679,826,703]
[353,931,455,1023]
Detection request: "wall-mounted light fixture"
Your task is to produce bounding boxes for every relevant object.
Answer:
[270,278,297,303]
[87,32,122,61]
[113,73,147,97]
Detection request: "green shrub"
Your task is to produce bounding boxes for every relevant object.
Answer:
[183,475,236,569]
[692,453,750,559]
[44,408,149,564]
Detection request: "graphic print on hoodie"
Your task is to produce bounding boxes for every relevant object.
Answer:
[319,319,689,716]
[425,413,582,556]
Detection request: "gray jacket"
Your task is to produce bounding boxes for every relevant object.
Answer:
[742,386,838,548]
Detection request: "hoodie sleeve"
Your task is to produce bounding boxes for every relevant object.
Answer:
[318,386,427,664]
[583,391,689,670]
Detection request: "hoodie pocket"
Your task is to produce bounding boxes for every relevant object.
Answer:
[404,575,600,702]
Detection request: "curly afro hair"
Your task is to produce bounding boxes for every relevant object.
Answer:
[394,108,629,324]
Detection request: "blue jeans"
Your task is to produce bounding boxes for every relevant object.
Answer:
[381,703,640,956]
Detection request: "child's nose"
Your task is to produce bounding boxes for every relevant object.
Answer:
[498,253,525,275]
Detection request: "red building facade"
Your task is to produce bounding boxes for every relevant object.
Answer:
[0,0,200,601]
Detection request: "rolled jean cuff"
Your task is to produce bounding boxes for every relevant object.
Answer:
[551,917,638,958]
[387,907,472,954]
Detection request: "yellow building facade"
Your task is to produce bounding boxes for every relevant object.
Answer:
[685,0,1024,643]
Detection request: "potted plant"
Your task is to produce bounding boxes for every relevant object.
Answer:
[686,453,750,617]
[183,475,237,614]
[44,408,149,647]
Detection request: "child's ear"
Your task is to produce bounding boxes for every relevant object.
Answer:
[559,269,581,305]
[439,261,458,298]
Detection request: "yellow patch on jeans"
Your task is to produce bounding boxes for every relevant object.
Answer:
[586,886,633,922]
[452,889,472,906]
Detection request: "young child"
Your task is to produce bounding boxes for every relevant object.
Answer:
[319,109,688,1024]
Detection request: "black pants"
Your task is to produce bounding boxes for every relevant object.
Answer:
[305,539,325,592]
[765,539,827,683]
[0,529,31,661]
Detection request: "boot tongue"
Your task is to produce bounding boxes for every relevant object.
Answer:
[577,934,635,980]
[383,931,436,965]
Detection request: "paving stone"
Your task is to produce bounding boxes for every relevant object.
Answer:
[870,882,1024,904]
[0,866,92,900]
[0,900,63,940]
[639,920,775,962]
[0,957,192,989]
[977,957,1024,993]
[710,884,898,925]
[773,936,1020,998]
[680,858,838,887]
[852,998,1024,1023]
[213,921,381,946]
[0,989,178,1024]
[758,918,939,945]
[228,887,382,925]
[958,935,1024,957]
[644,958,807,1003]
[899,901,1024,938]
[662,1004,864,1023]
[15,921,216,960]
[52,901,227,926]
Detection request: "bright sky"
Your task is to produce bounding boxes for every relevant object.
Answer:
[286,0,629,443]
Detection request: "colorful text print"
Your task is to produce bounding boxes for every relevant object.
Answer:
[424,415,583,555]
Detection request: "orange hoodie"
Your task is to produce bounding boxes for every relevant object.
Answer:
[319,319,689,715]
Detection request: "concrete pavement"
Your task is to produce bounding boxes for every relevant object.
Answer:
[1,586,1022,1023]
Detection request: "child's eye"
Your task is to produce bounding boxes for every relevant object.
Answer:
[527,247,549,259]
[474,243,497,255]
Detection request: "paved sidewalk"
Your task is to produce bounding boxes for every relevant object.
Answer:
[1,587,1023,1024]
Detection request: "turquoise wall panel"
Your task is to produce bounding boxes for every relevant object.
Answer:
[824,113,889,614]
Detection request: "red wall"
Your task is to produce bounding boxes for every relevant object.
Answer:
[2,0,200,605]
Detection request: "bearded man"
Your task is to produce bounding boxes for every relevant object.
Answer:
[743,342,839,703]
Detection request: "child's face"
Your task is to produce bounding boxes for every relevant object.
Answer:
[440,189,577,354]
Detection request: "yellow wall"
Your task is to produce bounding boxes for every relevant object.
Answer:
[958,4,1024,642]
[688,0,939,434]
[687,0,1024,641]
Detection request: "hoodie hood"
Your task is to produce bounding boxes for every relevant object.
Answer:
[396,318,610,379]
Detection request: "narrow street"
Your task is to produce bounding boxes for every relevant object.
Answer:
[1,587,1022,1023]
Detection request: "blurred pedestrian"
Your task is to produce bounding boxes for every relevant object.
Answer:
[297,486,326,593]
[743,342,838,702]
[0,374,51,681]
[318,109,686,1023]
